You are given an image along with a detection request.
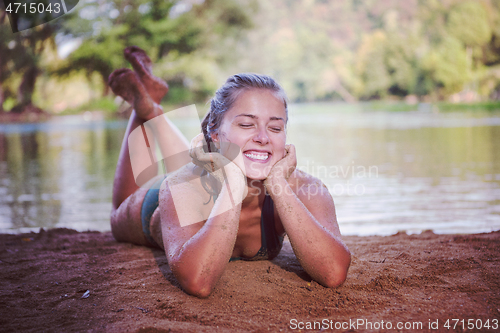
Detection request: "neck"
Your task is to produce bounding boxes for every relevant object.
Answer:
[242,178,266,206]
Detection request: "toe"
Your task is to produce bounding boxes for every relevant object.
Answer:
[108,68,133,85]
[124,45,142,57]
[124,46,152,72]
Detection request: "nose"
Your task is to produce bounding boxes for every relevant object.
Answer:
[253,127,270,145]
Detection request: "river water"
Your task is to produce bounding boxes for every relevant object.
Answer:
[1,103,499,235]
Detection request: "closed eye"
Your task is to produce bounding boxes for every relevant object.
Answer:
[239,124,253,128]
[270,127,282,132]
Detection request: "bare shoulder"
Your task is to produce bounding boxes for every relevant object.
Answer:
[160,163,214,228]
[288,169,332,202]
[165,163,203,186]
[163,163,209,198]
[288,169,340,234]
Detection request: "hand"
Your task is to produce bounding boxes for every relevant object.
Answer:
[264,144,297,192]
[189,134,245,187]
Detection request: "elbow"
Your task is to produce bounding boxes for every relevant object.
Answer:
[181,278,214,298]
[321,267,349,288]
[170,261,215,298]
[320,251,351,288]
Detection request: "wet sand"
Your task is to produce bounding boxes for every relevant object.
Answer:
[1,228,499,332]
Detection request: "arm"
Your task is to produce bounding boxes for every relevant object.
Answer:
[159,134,247,297]
[159,176,244,297]
[264,145,351,287]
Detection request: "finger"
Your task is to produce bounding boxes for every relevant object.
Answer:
[194,152,216,163]
[282,145,296,170]
[191,145,220,165]
[192,136,225,163]
[280,145,291,159]
[189,133,204,149]
[189,133,205,159]
[193,142,213,163]
[286,145,297,174]
[284,144,295,157]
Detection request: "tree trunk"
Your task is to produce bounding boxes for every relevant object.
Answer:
[12,65,40,113]
[0,16,4,114]
[0,54,4,113]
[102,76,110,96]
[0,85,4,113]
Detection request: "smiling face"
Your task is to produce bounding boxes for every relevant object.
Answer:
[211,88,287,180]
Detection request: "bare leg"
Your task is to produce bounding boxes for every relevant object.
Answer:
[124,47,191,174]
[110,109,154,245]
[109,70,190,207]
[109,51,190,245]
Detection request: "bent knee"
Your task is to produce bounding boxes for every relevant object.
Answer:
[110,209,123,242]
[109,196,148,245]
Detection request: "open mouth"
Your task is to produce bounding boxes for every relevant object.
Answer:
[243,150,271,162]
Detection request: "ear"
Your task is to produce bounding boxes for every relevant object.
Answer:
[210,132,221,149]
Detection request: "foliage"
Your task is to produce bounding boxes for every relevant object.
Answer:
[55,0,254,102]
[3,0,500,113]
[57,96,117,115]
[225,0,500,102]
[0,11,58,112]
[447,1,491,48]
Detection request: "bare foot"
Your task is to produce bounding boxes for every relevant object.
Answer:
[124,46,169,104]
[108,68,163,120]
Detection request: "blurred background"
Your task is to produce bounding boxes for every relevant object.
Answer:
[1,0,500,235]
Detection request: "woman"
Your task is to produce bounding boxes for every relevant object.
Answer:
[109,46,351,298]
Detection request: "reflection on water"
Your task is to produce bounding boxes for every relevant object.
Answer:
[289,104,500,235]
[0,116,127,233]
[1,105,499,235]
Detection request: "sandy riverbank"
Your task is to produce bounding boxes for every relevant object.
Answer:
[1,228,499,332]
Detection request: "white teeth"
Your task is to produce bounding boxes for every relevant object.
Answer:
[244,153,269,161]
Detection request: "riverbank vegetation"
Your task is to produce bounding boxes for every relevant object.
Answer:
[1,0,500,116]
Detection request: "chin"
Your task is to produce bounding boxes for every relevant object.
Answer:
[243,163,272,181]
[246,173,267,181]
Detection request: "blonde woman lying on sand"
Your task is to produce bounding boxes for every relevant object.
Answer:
[109,46,351,298]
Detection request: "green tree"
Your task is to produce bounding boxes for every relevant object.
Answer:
[422,36,468,96]
[354,31,392,99]
[447,1,491,48]
[0,11,11,112]
[0,10,57,113]
[484,0,500,67]
[56,0,253,101]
